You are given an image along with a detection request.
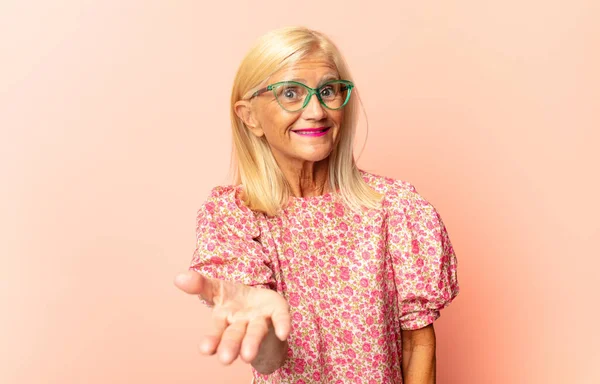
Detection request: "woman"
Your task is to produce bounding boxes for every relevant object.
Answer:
[174,26,459,384]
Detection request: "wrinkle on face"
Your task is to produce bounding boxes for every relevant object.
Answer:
[249,55,345,197]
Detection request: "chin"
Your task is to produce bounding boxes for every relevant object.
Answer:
[298,151,332,163]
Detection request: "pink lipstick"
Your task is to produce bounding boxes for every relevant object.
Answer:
[291,127,331,137]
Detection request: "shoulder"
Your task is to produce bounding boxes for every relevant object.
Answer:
[199,184,252,217]
[206,184,243,202]
[358,169,435,215]
[196,184,260,237]
[358,169,418,199]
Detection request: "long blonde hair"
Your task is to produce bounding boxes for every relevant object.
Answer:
[230,26,383,216]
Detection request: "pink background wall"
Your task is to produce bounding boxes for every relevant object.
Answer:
[2,1,598,383]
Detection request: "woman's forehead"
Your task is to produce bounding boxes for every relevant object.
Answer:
[272,57,339,82]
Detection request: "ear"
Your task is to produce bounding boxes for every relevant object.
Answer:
[234,100,264,138]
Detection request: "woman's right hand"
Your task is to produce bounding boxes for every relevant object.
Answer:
[174,270,291,367]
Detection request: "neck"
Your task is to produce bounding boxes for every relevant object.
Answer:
[278,158,330,198]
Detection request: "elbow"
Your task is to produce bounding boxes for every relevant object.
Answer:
[408,343,436,356]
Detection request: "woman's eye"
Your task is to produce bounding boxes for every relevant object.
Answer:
[320,86,335,97]
[282,87,299,98]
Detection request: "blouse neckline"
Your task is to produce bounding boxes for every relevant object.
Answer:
[286,189,341,208]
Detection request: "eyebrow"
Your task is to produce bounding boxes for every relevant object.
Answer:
[283,74,340,86]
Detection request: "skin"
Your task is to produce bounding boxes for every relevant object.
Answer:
[174,271,290,374]
[174,53,437,381]
[234,55,344,197]
[402,324,437,384]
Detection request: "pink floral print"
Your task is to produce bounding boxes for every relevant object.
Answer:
[190,170,459,383]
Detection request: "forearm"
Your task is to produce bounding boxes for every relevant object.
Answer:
[251,322,288,374]
[402,345,436,384]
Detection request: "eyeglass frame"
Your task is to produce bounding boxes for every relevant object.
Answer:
[248,79,355,112]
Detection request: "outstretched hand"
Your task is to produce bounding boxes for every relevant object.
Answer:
[174,270,291,365]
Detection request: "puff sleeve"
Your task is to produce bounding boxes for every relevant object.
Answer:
[385,182,460,330]
[189,185,275,292]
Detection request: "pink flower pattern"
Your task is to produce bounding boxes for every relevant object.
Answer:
[190,170,459,383]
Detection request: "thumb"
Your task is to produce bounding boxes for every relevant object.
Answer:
[174,270,215,302]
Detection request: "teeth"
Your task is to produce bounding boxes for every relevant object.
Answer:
[294,128,328,134]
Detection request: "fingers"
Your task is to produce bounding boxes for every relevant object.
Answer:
[270,304,292,341]
[201,308,267,365]
[240,316,270,363]
[174,270,215,304]
[176,275,292,366]
[198,307,228,356]
[245,288,291,341]
[216,318,249,365]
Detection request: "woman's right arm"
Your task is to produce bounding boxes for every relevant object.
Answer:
[174,271,291,372]
[184,187,289,370]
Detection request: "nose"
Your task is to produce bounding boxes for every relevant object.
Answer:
[301,93,327,120]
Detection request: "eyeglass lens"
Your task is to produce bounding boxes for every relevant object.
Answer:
[273,82,350,111]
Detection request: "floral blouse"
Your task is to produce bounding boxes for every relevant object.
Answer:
[189,170,460,383]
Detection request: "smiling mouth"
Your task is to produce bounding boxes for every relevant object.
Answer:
[291,127,331,134]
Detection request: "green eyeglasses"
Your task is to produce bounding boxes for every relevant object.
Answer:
[249,80,354,112]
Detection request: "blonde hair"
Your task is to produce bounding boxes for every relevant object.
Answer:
[229,26,383,216]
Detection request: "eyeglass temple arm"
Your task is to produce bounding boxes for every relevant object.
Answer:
[250,86,272,99]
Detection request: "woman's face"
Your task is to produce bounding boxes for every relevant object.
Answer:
[237,54,345,171]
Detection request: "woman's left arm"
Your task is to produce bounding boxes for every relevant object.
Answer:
[401,324,436,384]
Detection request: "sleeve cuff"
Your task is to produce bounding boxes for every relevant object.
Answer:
[400,309,441,330]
